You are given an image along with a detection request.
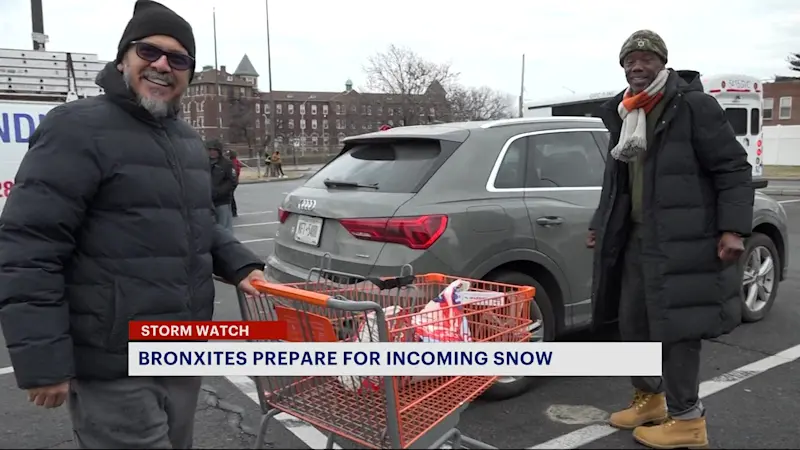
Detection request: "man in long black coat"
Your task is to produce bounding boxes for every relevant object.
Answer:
[587,30,754,449]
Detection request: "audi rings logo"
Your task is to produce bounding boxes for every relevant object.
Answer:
[297,199,316,211]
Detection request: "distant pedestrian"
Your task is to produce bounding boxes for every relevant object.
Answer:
[207,139,236,230]
[228,149,241,217]
[271,150,285,177]
[588,29,753,449]
[0,2,266,448]
[264,146,272,176]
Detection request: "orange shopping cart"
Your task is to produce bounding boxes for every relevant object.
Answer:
[235,258,536,449]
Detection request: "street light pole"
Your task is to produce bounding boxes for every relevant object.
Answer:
[30,0,46,51]
[213,8,222,142]
[265,0,280,164]
[518,54,525,118]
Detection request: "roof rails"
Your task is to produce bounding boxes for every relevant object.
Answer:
[0,48,106,102]
[480,116,603,129]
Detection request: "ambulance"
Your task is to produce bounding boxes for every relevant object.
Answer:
[0,48,104,211]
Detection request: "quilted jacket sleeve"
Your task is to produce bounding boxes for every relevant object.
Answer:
[0,106,103,389]
[688,91,754,237]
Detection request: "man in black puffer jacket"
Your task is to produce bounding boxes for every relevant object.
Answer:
[587,30,753,449]
[0,1,266,448]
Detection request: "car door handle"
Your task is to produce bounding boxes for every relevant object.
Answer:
[536,216,564,227]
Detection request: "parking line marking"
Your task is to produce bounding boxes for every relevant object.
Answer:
[778,199,800,204]
[226,375,342,449]
[241,238,274,244]
[236,211,274,216]
[234,221,279,228]
[528,342,800,449]
[0,366,13,375]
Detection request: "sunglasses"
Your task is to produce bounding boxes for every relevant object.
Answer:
[131,41,194,71]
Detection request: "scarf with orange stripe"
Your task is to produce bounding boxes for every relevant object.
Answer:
[611,69,669,162]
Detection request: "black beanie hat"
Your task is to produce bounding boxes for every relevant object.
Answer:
[116,0,196,68]
[204,139,224,151]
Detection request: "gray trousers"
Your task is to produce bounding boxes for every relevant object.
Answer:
[619,225,704,420]
[215,204,234,231]
[68,376,203,449]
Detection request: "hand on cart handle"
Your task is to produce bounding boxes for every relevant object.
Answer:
[251,279,330,306]
[238,269,268,296]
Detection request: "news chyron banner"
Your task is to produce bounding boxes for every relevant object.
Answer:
[128,321,663,377]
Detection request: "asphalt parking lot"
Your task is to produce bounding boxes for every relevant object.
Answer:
[2,180,800,449]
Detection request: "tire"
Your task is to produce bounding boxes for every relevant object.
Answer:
[479,270,557,401]
[740,232,780,323]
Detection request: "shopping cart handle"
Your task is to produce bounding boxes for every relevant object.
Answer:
[366,274,415,290]
[251,279,330,307]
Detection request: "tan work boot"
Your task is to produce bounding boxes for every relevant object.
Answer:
[608,389,668,429]
[633,416,709,449]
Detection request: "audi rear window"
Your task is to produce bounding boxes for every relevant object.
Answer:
[305,139,444,193]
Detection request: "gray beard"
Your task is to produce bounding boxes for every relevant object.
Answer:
[122,70,181,119]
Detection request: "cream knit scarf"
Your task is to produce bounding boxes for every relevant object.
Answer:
[611,69,669,162]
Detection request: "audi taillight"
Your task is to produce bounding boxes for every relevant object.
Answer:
[278,207,290,224]
[339,215,448,250]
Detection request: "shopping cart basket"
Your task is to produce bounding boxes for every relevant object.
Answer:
[235,263,536,449]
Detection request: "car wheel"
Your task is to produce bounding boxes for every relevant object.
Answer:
[740,232,780,323]
[480,270,557,401]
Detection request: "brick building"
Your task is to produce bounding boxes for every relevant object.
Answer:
[261,79,450,150]
[180,54,451,158]
[179,54,262,155]
[763,76,800,125]
[762,76,800,166]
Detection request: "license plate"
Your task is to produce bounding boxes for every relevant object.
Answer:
[294,215,323,246]
[727,79,750,90]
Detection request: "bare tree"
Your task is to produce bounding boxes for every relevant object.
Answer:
[228,96,256,154]
[363,44,459,125]
[447,85,515,122]
[789,53,800,73]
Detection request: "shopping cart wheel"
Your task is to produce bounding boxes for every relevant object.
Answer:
[480,270,556,401]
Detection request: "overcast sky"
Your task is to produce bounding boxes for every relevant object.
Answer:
[2,0,799,102]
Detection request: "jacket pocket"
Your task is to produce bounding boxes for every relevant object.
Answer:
[105,280,129,352]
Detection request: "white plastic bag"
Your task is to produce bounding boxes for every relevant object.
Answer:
[337,305,403,392]
[412,279,473,343]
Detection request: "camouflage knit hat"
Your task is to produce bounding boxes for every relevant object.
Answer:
[619,30,668,67]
